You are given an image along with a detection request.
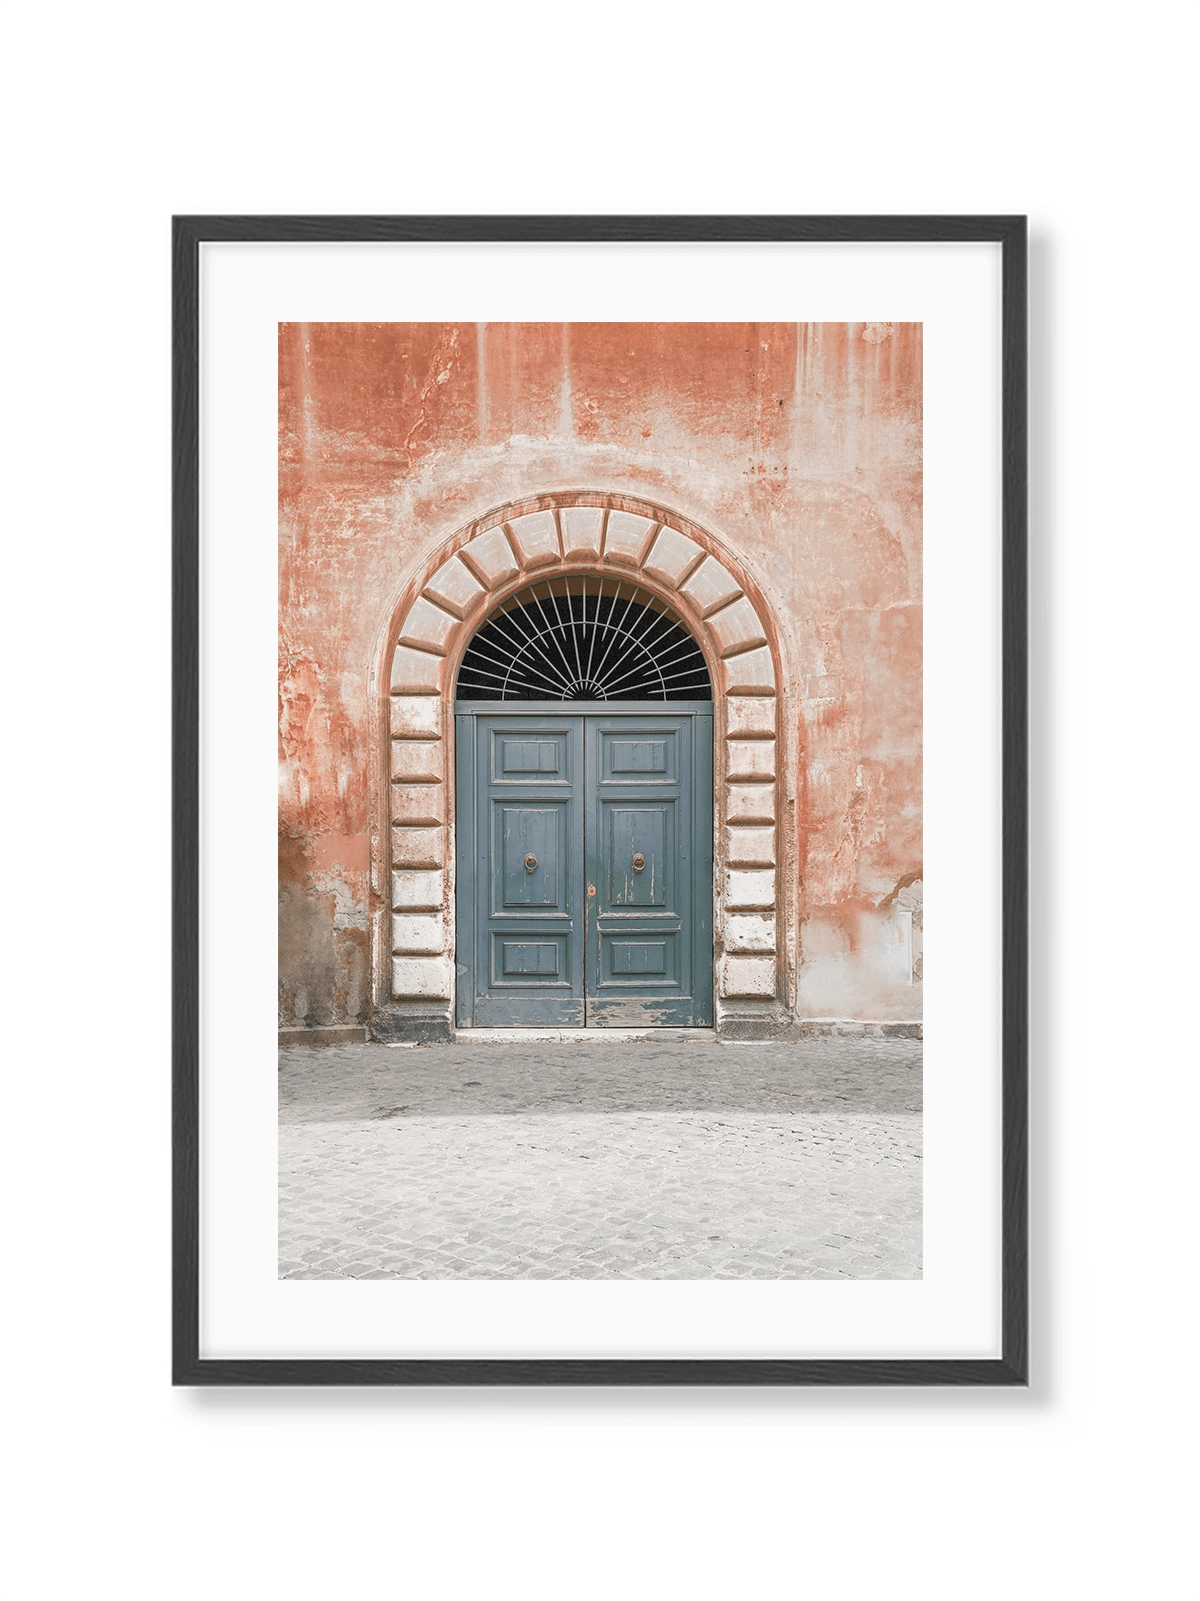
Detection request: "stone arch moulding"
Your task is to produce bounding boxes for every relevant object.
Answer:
[374,491,786,1042]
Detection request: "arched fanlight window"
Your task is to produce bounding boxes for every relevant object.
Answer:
[456,576,712,702]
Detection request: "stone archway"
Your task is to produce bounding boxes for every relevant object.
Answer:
[377,492,784,1039]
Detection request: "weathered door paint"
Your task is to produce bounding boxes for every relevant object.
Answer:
[456,704,713,1028]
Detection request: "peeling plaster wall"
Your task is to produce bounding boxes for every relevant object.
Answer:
[279,322,923,1029]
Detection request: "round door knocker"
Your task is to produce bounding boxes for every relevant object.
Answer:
[524,853,538,873]
[632,852,646,873]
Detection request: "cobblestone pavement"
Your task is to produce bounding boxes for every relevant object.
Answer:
[279,1037,922,1280]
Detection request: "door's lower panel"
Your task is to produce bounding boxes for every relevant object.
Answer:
[591,916,691,1025]
[495,934,567,981]
[596,919,682,985]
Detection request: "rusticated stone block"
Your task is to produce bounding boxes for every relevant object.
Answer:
[391,783,445,827]
[681,555,742,617]
[642,526,704,588]
[507,510,560,569]
[391,870,444,910]
[390,696,442,739]
[727,783,776,823]
[724,697,776,738]
[422,556,485,619]
[560,505,605,559]
[391,913,445,954]
[718,954,777,998]
[722,646,775,695]
[723,914,776,954]
[603,510,656,567]
[391,740,443,784]
[463,525,520,589]
[708,595,768,658]
[726,740,776,782]
[390,645,444,695]
[725,825,776,867]
[725,868,775,909]
[391,825,444,868]
[398,596,457,656]
[392,956,452,1000]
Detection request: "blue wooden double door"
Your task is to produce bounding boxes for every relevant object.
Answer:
[455,706,714,1028]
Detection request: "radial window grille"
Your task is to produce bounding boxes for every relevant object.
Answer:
[455,577,712,702]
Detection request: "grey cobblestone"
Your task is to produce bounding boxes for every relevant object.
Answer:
[279,1038,921,1280]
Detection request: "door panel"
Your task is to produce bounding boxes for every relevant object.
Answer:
[609,738,667,774]
[489,727,573,785]
[490,929,572,988]
[497,803,564,909]
[497,737,562,777]
[598,727,679,784]
[498,938,562,977]
[608,938,668,975]
[599,923,679,989]
[456,705,712,1029]
[606,805,668,906]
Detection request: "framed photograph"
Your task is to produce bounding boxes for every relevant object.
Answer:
[174,215,1027,1385]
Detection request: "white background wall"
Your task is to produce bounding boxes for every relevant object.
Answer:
[3,3,1195,1596]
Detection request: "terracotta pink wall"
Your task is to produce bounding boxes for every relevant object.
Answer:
[279,322,922,1029]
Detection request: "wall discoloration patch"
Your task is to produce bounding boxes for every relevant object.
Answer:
[278,830,371,1027]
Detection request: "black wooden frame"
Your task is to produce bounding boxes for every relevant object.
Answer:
[173,214,1028,1386]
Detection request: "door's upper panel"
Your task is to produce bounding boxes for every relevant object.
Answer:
[487,727,574,786]
[596,726,681,786]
